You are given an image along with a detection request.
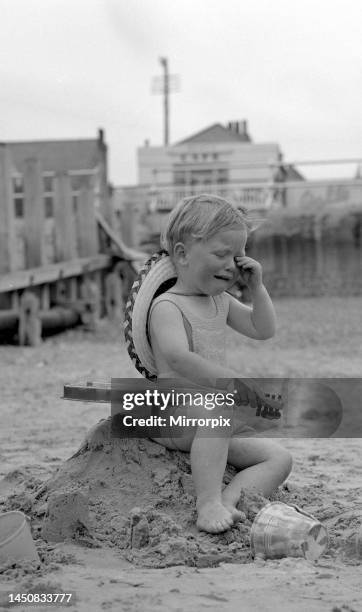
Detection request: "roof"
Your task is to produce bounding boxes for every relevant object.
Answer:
[175,123,251,145]
[4,139,103,174]
[276,164,305,181]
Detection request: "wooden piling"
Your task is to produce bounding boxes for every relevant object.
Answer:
[314,219,324,276]
[41,284,50,310]
[69,278,78,302]
[54,172,77,262]
[80,276,101,331]
[55,280,68,306]
[18,290,41,346]
[23,158,46,268]
[11,291,20,311]
[104,271,123,322]
[75,178,99,257]
[0,145,16,273]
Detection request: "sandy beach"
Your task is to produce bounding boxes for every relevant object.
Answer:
[1,296,362,612]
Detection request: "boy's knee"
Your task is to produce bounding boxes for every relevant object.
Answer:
[266,445,292,477]
[277,448,293,479]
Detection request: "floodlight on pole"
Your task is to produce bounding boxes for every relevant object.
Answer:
[151,57,180,146]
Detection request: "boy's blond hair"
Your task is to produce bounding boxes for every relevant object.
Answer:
[161,193,251,256]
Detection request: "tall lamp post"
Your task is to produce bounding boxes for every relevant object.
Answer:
[151,58,179,146]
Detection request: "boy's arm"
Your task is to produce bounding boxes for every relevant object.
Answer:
[226,286,276,339]
[149,301,239,387]
[227,254,276,339]
[150,301,282,416]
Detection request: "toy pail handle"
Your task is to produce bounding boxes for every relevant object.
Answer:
[290,504,317,521]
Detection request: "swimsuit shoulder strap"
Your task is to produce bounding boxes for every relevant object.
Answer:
[148,295,193,351]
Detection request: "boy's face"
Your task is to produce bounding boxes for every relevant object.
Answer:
[177,227,247,295]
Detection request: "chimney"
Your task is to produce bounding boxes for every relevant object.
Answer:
[226,121,239,134]
[98,128,104,144]
[238,120,248,136]
[226,120,250,140]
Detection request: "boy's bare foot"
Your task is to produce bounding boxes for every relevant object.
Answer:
[221,490,245,522]
[222,503,244,523]
[196,500,234,534]
[238,490,268,521]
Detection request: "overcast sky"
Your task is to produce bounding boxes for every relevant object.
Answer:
[1,0,361,185]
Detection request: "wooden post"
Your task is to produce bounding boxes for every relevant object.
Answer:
[314,218,324,276]
[75,178,99,257]
[120,197,137,248]
[18,290,41,346]
[94,270,103,314]
[54,172,77,262]
[117,260,136,306]
[80,276,101,331]
[105,271,123,322]
[11,291,19,311]
[23,158,46,268]
[97,136,116,229]
[69,277,78,302]
[41,284,50,310]
[55,280,68,305]
[0,145,16,273]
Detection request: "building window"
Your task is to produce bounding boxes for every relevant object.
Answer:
[173,171,186,185]
[216,169,228,184]
[13,176,23,193]
[71,175,83,191]
[190,169,213,185]
[70,173,94,208]
[44,196,54,218]
[14,198,24,218]
[43,176,54,192]
[173,167,229,187]
[70,173,92,191]
[213,153,219,160]
[43,174,54,218]
[12,176,24,218]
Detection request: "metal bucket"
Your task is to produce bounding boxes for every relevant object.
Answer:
[251,502,328,561]
[0,511,40,565]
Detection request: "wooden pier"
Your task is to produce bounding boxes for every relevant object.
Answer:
[0,136,145,345]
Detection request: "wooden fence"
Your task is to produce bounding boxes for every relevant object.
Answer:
[0,147,145,344]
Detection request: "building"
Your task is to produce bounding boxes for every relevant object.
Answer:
[0,129,113,271]
[118,120,303,249]
[138,120,280,187]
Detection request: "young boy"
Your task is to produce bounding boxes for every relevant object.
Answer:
[147,194,292,534]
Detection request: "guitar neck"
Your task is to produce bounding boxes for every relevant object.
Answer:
[63,381,112,403]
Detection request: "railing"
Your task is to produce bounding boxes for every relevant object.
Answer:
[117,157,362,215]
[148,182,273,211]
[120,181,276,213]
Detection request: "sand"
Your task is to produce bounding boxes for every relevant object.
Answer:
[0,300,362,612]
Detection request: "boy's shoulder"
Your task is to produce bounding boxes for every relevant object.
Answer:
[148,293,188,338]
[150,291,231,317]
[152,290,231,305]
[151,291,180,307]
[149,292,184,319]
[152,291,231,321]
